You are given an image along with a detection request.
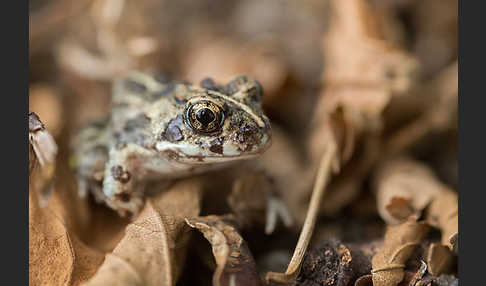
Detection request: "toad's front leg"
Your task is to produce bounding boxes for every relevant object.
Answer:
[102,143,156,217]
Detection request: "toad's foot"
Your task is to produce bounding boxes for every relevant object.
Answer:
[228,172,293,234]
[265,193,293,234]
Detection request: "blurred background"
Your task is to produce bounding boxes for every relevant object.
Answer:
[29,0,458,285]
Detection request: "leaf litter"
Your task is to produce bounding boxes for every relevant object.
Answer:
[29,0,458,285]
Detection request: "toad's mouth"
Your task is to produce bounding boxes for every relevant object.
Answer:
[178,152,262,164]
[156,135,272,164]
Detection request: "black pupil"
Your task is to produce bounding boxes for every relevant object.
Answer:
[196,108,215,126]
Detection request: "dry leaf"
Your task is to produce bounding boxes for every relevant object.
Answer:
[374,157,444,225]
[424,188,458,251]
[354,271,418,286]
[320,131,380,216]
[186,215,262,286]
[30,189,105,286]
[356,261,427,286]
[384,61,457,155]
[371,217,430,286]
[30,112,106,286]
[30,131,104,286]
[311,0,418,161]
[82,178,203,286]
[374,156,458,270]
[426,243,454,276]
[322,0,418,92]
[304,0,419,219]
[29,111,58,206]
[29,112,57,169]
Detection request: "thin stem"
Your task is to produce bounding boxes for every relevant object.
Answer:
[266,143,337,283]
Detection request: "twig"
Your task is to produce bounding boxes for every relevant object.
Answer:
[266,142,338,283]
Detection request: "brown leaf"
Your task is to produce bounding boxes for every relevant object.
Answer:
[384,61,458,155]
[29,112,106,286]
[319,132,381,216]
[304,0,419,219]
[82,178,204,286]
[29,111,58,205]
[186,215,262,286]
[310,0,418,162]
[29,183,104,286]
[354,271,417,286]
[424,188,458,252]
[322,0,418,92]
[426,243,454,276]
[371,217,430,286]
[374,157,444,225]
[374,156,458,271]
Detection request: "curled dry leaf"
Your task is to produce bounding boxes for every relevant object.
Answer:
[373,156,458,274]
[83,178,204,286]
[374,157,444,225]
[29,112,57,170]
[356,261,427,286]
[424,188,458,252]
[322,0,418,93]
[185,215,262,286]
[30,114,104,286]
[311,0,419,156]
[354,271,417,286]
[311,0,418,159]
[426,243,454,276]
[29,112,58,206]
[371,217,430,286]
[306,0,418,218]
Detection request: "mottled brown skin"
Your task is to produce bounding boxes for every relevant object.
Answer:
[71,71,271,217]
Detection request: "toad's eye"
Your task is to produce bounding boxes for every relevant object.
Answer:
[185,100,225,134]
